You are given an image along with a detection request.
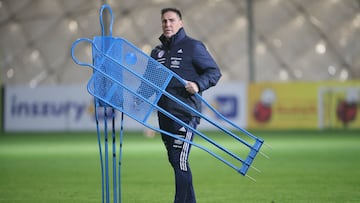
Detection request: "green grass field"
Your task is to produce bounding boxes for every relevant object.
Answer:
[0,130,359,203]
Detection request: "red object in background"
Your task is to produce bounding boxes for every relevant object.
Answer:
[253,102,272,123]
[336,100,357,124]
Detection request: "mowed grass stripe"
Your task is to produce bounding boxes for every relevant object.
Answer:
[0,130,359,202]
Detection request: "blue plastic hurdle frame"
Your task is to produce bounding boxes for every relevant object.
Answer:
[71,4,266,203]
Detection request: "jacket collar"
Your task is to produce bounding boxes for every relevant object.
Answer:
[159,28,186,48]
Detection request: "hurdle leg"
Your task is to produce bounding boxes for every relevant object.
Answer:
[111,108,117,203]
[103,107,110,203]
[118,112,124,203]
[95,103,105,203]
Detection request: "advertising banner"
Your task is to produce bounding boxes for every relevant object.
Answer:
[318,84,360,129]
[6,85,96,131]
[5,82,247,132]
[5,84,150,132]
[248,81,360,129]
[200,81,247,130]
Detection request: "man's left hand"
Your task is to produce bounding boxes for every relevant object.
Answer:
[185,80,199,94]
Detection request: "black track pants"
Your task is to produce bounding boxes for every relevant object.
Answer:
[158,113,197,203]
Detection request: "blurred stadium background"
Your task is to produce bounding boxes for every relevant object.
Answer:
[1,0,359,85]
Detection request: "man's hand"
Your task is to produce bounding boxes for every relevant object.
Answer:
[185,80,199,94]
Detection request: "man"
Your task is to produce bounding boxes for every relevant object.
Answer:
[150,8,221,203]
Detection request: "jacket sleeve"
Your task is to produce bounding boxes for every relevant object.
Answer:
[192,42,222,92]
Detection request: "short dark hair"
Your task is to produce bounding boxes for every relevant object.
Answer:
[161,8,182,20]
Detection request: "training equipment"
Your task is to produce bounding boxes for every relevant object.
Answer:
[71,4,266,203]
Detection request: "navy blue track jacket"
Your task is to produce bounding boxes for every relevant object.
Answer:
[151,28,222,122]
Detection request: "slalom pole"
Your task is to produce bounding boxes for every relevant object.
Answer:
[103,106,110,203]
[94,100,105,203]
[111,108,117,203]
[118,112,124,203]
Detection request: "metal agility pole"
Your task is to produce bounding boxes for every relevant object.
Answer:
[71,4,268,202]
[95,105,121,203]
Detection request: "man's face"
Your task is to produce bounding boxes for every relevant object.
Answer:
[161,11,183,38]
